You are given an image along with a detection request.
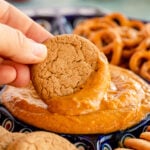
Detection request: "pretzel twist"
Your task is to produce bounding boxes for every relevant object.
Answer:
[140,61,150,81]
[73,17,117,38]
[122,36,149,59]
[105,12,129,26]
[128,20,144,31]
[140,23,150,37]
[129,51,150,81]
[90,28,123,65]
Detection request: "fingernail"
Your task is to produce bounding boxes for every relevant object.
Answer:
[32,43,47,60]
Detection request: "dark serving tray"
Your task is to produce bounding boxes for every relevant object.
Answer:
[0,8,150,150]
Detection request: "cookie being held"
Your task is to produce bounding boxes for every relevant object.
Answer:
[31,34,110,115]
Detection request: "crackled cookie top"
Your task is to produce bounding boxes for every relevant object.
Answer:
[31,34,100,100]
[6,131,77,150]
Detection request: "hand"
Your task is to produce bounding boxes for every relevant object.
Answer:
[0,0,52,87]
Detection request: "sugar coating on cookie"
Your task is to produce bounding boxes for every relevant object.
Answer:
[31,34,99,100]
[6,131,77,150]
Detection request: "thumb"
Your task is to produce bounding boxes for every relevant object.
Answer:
[0,23,47,64]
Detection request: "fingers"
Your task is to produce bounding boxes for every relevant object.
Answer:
[0,0,52,87]
[0,59,30,87]
[0,0,52,42]
[0,23,47,64]
[0,64,16,85]
[124,138,150,150]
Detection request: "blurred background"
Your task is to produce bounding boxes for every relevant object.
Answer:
[7,0,150,21]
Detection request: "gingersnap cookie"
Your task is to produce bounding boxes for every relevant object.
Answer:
[0,126,9,136]
[31,34,110,115]
[0,132,25,150]
[6,131,77,150]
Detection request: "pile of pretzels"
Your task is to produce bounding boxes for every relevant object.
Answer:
[73,12,150,81]
[116,126,150,150]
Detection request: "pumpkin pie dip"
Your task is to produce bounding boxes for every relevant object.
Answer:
[0,35,150,134]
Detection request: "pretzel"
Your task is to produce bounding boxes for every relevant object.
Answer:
[73,17,117,38]
[129,51,150,80]
[124,38,150,64]
[146,126,150,131]
[118,26,143,47]
[123,138,150,150]
[116,26,142,58]
[83,17,118,27]
[140,131,150,141]
[116,126,150,149]
[90,28,123,65]
[105,12,129,26]
[135,38,150,51]
[122,35,149,59]
[128,20,144,31]
[122,46,137,59]
[140,23,150,37]
[140,60,150,81]
[72,23,91,38]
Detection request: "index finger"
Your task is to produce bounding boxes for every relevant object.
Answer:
[0,0,52,42]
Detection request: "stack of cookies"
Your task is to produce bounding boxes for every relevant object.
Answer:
[0,126,77,150]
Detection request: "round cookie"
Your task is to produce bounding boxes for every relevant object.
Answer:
[6,131,77,150]
[31,34,110,115]
[31,34,99,99]
[0,132,25,150]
